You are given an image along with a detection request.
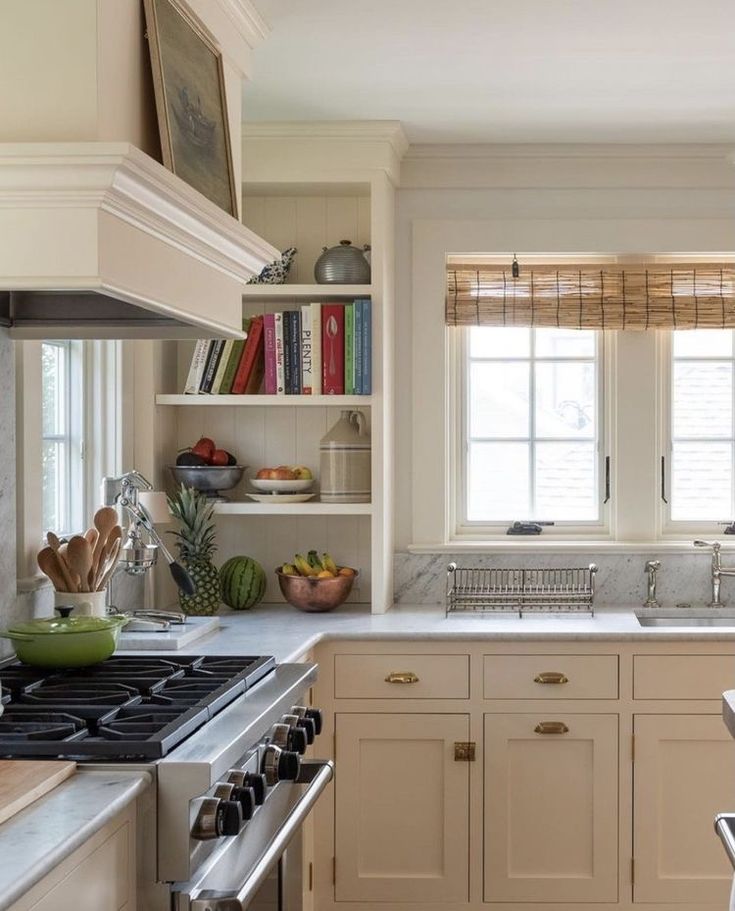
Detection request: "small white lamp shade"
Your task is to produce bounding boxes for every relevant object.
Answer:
[138,491,171,525]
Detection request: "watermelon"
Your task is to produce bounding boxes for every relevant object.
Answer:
[220,556,266,610]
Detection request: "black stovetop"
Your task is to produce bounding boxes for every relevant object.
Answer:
[0,655,275,760]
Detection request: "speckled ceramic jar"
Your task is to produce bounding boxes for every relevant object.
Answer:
[319,410,371,503]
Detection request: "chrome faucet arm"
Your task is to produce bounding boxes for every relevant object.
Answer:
[644,560,661,608]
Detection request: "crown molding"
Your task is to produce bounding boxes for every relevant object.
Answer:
[216,0,270,47]
[405,143,735,162]
[244,121,409,158]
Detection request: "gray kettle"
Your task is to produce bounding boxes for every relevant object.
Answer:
[314,240,371,284]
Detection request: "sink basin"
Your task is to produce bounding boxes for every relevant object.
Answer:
[635,608,735,628]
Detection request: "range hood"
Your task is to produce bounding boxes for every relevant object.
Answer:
[0,143,279,339]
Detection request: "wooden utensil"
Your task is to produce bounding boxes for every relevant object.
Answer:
[44,533,77,592]
[93,525,122,590]
[65,536,94,593]
[96,537,122,592]
[37,547,70,592]
[91,507,119,577]
[56,543,81,593]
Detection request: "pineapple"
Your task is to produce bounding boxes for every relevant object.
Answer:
[167,484,221,615]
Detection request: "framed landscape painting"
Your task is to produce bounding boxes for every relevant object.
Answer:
[143,0,238,217]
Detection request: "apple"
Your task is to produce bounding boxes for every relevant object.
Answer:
[273,467,296,480]
[210,449,229,466]
[256,467,274,480]
[291,465,313,481]
[192,437,215,462]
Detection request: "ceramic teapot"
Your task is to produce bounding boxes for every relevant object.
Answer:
[314,240,371,284]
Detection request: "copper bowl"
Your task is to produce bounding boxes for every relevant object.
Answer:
[275,569,358,613]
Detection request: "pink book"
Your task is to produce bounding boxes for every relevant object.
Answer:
[321,304,345,395]
[263,313,277,394]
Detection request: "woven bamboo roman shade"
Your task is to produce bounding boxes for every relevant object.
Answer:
[446,263,735,329]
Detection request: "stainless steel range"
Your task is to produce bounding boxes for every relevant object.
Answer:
[0,655,333,911]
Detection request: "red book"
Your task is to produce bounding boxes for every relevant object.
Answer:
[231,315,264,394]
[263,313,277,394]
[321,304,345,394]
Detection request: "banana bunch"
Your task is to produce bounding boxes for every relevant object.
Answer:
[280,550,355,579]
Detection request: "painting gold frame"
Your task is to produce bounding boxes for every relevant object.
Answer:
[143,0,238,217]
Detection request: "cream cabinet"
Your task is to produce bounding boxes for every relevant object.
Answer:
[334,712,470,903]
[8,803,136,911]
[484,712,618,903]
[313,639,735,911]
[633,714,735,904]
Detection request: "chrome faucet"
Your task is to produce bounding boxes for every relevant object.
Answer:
[694,540,735,607]
[644,560,661,608]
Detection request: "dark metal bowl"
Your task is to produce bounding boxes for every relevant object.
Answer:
[169,465,246,497]
[275,569,357,612]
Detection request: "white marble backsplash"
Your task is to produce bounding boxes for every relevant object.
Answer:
[394,551,721,608]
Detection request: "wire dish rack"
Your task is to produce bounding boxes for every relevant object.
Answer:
[446,563,598,617]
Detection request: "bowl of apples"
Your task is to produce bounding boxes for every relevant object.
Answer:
[169,437,246,499]
[249,465,314,493]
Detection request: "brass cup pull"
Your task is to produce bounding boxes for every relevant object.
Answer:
[534,721,570,735]
[534,672,569,685]
[385,671,420,684]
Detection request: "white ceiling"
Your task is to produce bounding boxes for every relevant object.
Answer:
[242,0,735,144]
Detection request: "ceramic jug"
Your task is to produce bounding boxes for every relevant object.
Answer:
[320,410,371,503]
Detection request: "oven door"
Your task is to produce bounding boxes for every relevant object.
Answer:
[173,760,333,911]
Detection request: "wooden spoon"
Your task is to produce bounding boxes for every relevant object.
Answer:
[57,543,81,592]
[91,507,119,575]
[96,538,122,592]
[66,536,94,593]
[93,525,122,590]
[45,532,77,592]
[37,547,70,592]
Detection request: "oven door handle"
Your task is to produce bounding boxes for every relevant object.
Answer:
[190,760,334,911]
[715,813,735,869]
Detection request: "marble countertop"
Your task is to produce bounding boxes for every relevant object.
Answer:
[153,602,735,664]
[0,770,150,911]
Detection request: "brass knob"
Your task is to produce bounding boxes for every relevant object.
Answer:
[384,671,420,684]
[534,672,569,685]
[534,721,570,735]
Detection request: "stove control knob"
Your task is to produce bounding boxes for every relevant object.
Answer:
[288,726,308,755]
[244,772,268,804]
[296,717,316,744]
[305,708,323,736]
[262,744,301,785]
[278,749,301,781]
[227,771,267,805]
[192,798,243,840]
[269,723,291,750]
[281,713,314,746]
[219,799,243,836]
[231,786,256,821]
[291,706,323,736]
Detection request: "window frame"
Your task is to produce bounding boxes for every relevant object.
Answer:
[448,326,612,542]
[41,339,85,538]
[659,330,735,539]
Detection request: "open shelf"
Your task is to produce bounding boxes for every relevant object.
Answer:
[214,501,372,516]
[156,394,372,407]
[242,283,372,301]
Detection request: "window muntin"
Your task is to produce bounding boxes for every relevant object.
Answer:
[670,329,735,523]
[41,340,83,536]
[462,327,602,527]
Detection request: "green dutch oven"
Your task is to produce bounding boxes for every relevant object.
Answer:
[0,612,128,667]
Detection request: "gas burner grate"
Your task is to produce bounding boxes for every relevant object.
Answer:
[0,654,275,759]
[0,710,88,742]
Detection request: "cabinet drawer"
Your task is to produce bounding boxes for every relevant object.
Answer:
[334,654,469,699]
[483,655,618,699]
[634,655,735,699]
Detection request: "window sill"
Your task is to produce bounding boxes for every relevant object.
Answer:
[407,540,735,555]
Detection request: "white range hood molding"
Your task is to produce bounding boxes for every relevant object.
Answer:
[0,142,279,338]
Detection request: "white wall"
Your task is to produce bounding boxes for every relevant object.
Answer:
[394,145,735,552]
